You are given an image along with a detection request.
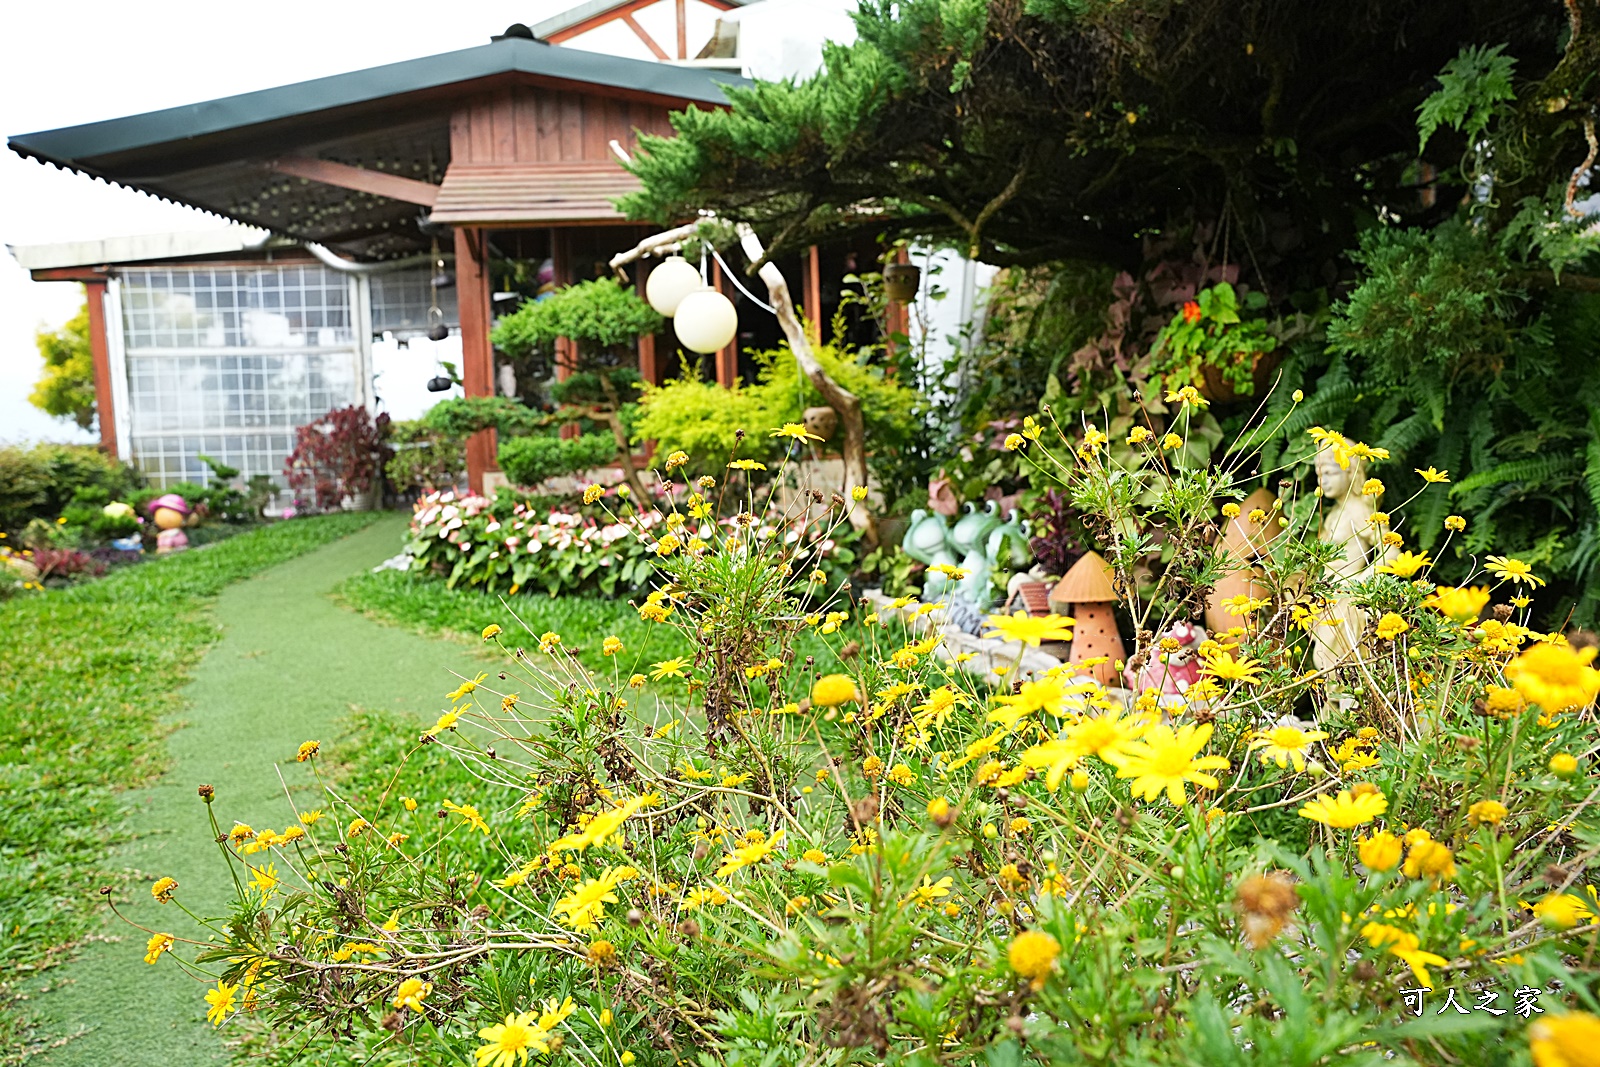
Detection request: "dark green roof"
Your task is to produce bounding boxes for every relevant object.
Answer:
[7,37,745,259]
[9,37,741,168]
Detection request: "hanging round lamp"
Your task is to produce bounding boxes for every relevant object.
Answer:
[673,288,739,354]
[645,255,703,316]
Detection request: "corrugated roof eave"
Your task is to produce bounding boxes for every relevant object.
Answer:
[7,38,746,169]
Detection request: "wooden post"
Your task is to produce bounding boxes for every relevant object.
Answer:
[83,279,117,455]
[676,0,688,59]
[455,225,498,494]
[885,246,910,360]
[712,257,737,388]
[804,246,822,343]
[636,259,660,385]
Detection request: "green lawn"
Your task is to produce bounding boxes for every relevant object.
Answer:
[0,513,379,1058]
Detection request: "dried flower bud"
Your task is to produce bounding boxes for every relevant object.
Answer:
[626,908,645,927]
[1235,871,1300,948]
[381,1012,404,1033]
[677,919,700,938]
[197,784,215,802]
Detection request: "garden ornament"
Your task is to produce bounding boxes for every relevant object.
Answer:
[1311,442,1398,672]
[1050,550,1125,685]
[802,405,839,443]
[1125,619,1207,695]
[102,501,137,521]
[673,288,739,355]
[902,509,953,565]
[926,475,960,518]
[148,493,191,532]
[950,500,1003,556]
[1204,487,1279,633]
[156,527,189,554]
[942,593,987,636]
[985,510,1033,571]
[955,546,995,612]
[644,255,701,316]
[919,547,962,599]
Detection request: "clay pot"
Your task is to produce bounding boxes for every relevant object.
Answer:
[1197,350,1283,408]
[1204,487,1279,633]
[803,405,839,442]
[883,263,921,303]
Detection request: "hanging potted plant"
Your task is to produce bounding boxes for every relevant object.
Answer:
[1147,282,1283,405]
[883,262,922,303]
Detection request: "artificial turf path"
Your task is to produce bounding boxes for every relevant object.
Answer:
[26,514,473,1065]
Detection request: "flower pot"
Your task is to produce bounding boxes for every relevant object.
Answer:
[342,491,375,512]
[1197,350,1283,407]
[883,263,921,303]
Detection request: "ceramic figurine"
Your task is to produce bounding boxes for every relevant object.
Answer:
[1311,440,1398,672]
[1125,620,1207,694]
[950,500,1002,556]
[1050,551,1126,685]
[985,510,1033,571]
[156,527,189,553]
[1205,487,1279,633]
[903,509,953,565]
[955,546,994,611]
[148,493,191,532]
[920,546,962,599]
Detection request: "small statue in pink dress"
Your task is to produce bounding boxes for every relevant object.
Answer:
[1125,620,1207,694]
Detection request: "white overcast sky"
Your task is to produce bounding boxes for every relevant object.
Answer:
[0,1,574,444]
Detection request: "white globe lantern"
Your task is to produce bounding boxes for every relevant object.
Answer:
[644,255,702,316]
[673,288,739,354]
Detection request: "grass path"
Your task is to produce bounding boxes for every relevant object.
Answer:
[27,515,476,1065]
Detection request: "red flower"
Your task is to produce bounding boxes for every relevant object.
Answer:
[1181,301,1202,324]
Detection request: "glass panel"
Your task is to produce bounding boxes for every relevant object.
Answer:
[120,264,363,489]
[370,268,459,333]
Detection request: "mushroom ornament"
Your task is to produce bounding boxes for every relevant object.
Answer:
[1049,551,1126,686]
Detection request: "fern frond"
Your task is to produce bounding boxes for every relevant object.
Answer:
[1450,454,1582,497]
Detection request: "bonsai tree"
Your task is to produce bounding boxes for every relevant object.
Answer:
[490,277,663,500]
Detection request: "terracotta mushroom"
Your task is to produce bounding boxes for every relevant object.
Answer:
[1204,487,1280,633]
[1049,551,1126,685]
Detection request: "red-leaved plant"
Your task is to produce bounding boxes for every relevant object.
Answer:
[284,406,391,511]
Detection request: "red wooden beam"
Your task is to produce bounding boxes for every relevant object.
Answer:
[266,155,440,207]
[712,258,737,388]
[83,280,117,455]
[804,246,822,342]
[621,12,670,61]
[676,0,688,59]
[455,226,499,493]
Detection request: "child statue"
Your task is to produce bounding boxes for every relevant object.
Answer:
[1311,441,1396,672]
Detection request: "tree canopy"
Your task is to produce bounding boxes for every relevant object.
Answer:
[622,0,1586,290]
[29,299,96,430]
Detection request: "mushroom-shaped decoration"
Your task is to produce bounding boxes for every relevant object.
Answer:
[148,493,191,532]
[1049,550,1125,685]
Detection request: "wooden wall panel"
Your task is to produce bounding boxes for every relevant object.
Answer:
[451,86,676,165]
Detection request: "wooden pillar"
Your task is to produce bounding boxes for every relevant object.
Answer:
[804,246,822,343]
[712,258,737,388]
[83,279,117,455]
[552,228,576,383]
[676,0,688,59]
[885,246,911,360]
[455,225,498,494]
[636,259,660,385]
